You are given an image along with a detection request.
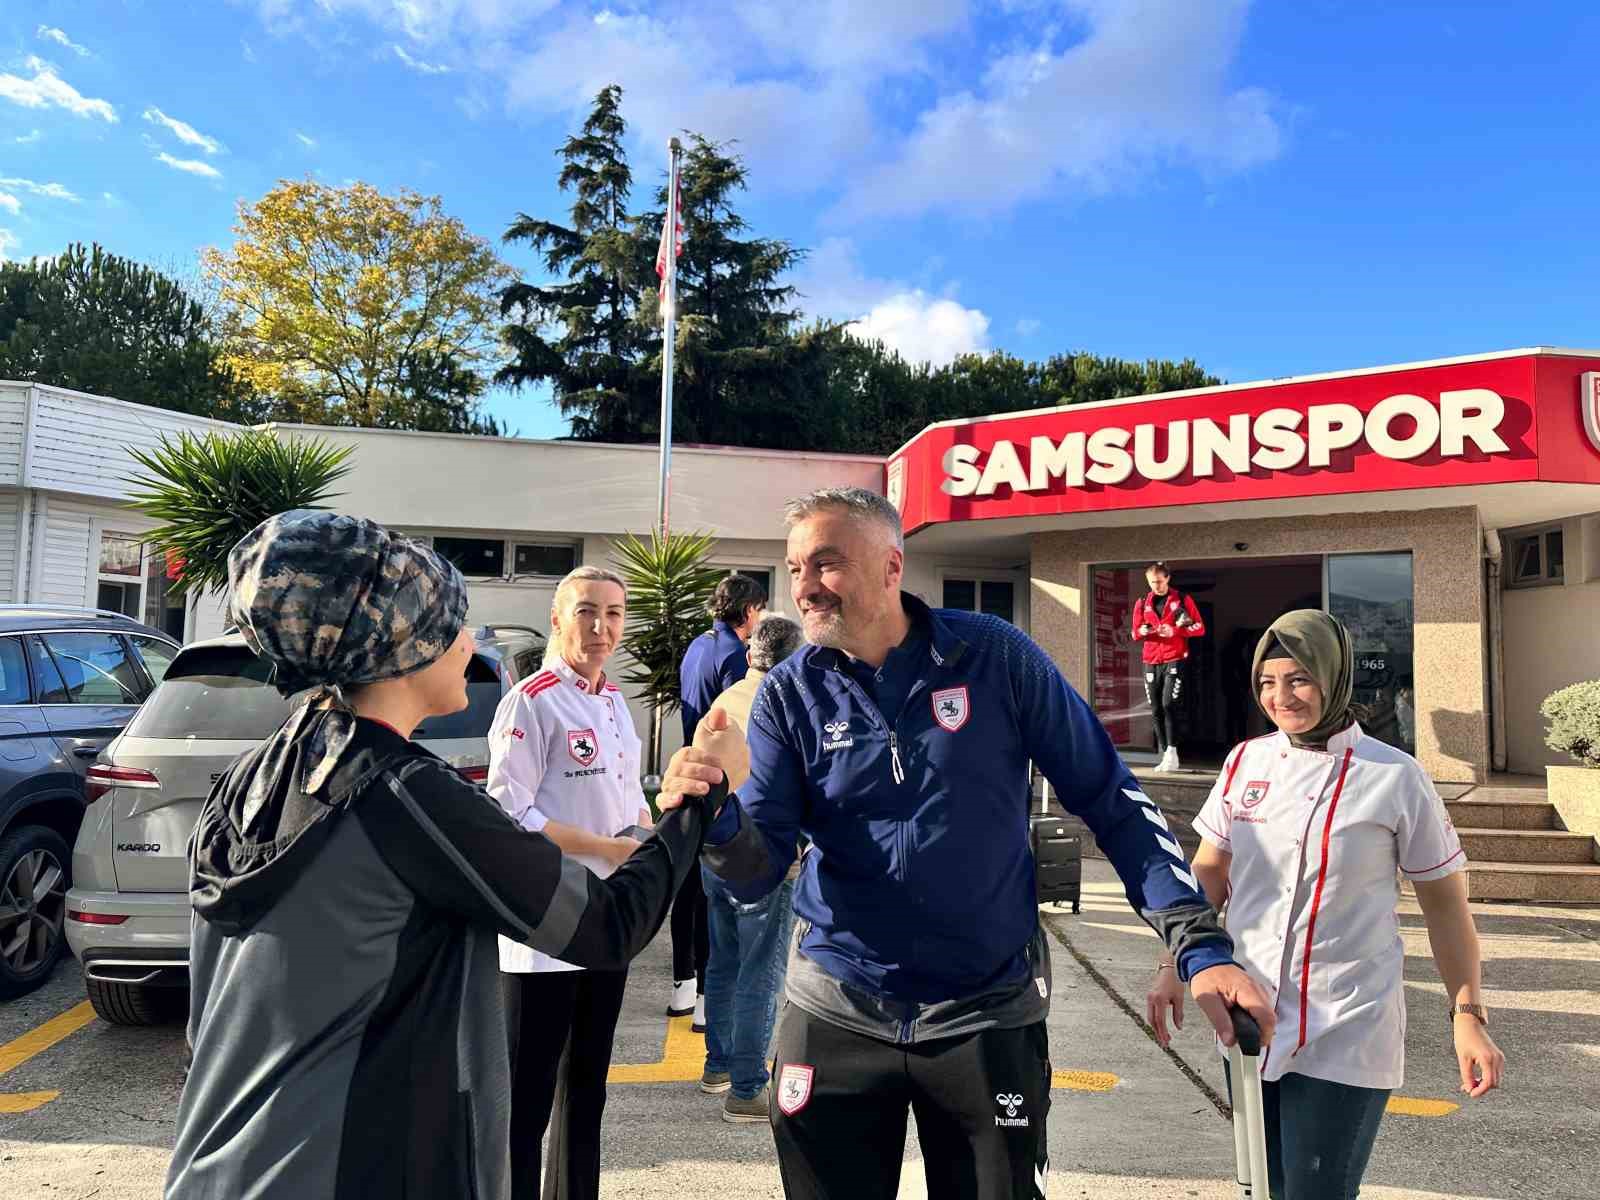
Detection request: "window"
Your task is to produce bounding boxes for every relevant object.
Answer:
[1328,552,1415,756]
[942,577,1016,624]
[718,567,774,605]
[34,633,145,705]
[97,532,146,618]
[513,543,578,579]
[435,536,506,579]
[143,548,188,642]
[0,637,29,705]
[129,636,178,687]
[1506,528,1564,589]
[127,644,294,740]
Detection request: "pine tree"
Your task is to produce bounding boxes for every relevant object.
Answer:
[497,85,651,439]
[635,134,807,445]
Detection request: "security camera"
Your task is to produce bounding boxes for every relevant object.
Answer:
[1234,542,1249,552]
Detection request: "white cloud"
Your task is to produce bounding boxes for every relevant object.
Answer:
[1016,317,1041,336]
[0,229,19,261]
[0,57,118,122]
[796,237,991,367]
[37,25,90,57]
[102,191,120,206]
[242,40,258,62]
[277,0,557,43]
[848,293,991,367]
[143,107,224,154]
[393,44,451,73]
[13,130,42,144]
[156,152,223,179]
[836,0,1281,219]
[0,193,20,216]
[296,131,318,147]
[0,176,80,202]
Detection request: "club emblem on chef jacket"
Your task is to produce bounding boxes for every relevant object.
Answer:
[932,686,970,732]
[568,728,599,766]
[1241,780,1270,809]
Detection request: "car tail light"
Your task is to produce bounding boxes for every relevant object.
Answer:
[458,764,489,785]
[85,764,160,804]
[68,910,129,925]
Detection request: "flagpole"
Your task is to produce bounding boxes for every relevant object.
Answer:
[657,136,682,540]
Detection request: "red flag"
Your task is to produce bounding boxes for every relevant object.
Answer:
[655,168,682,303]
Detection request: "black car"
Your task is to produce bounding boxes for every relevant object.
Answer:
[0,606,180,1000]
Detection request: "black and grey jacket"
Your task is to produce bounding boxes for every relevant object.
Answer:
[166,715,701,1200]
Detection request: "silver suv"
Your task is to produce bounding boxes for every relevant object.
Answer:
[66,625,546,1024]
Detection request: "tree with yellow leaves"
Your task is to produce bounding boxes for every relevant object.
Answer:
[204,179,516,431]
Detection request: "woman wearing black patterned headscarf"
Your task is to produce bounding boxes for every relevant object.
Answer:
[168,511,709,1200]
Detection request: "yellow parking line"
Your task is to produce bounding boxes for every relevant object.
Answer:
[607,1015,1121,1093]
[0,1090,60,1113]
[0,1002,95,1075]
[1386,1096,1459,1118]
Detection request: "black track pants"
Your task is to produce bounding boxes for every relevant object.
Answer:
[769,1005,1050,1200]
[1144,661,1185,753]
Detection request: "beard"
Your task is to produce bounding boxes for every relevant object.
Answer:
[802,607,848,648]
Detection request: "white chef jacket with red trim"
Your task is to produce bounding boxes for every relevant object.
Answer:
[1194,723,1464,1088]
[487,658,646,974]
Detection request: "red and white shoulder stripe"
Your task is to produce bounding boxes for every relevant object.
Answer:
[518,671,559,700]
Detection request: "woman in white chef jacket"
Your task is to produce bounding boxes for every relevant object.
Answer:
[1146,609,1504,1200]
[487,565,653,1200]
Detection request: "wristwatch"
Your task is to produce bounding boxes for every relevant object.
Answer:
[1449,1003,1488,1026]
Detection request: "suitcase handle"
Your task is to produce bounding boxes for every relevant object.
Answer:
[1229,1008,1263,1057]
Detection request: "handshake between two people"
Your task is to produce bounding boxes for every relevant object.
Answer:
[657,707,1275,1050]
[658,705,748,823]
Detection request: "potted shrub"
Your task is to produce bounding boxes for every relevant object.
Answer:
[1540,680,1600,842]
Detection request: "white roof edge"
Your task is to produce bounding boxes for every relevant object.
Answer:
[1,379,242,431]
[265,422,886,464]
[885,347,1600,459]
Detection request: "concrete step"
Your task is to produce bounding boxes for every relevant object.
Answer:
[1445,797,1556,830]
[1456,828,1598,865]
[1459,860,1600,903]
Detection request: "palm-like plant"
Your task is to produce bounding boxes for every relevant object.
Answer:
[124,429,354,595]
[612,529,724,773]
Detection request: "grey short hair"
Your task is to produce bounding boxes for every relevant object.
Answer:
[747,615,803,672]
[782,486,904,552]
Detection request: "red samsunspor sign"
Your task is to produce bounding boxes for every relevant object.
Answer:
[886,353,1600,534]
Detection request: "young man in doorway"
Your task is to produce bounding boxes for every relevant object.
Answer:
[1131,561,1206,772]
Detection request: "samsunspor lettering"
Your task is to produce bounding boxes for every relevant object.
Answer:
[940,388,1508,497]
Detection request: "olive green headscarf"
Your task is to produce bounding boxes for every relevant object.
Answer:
[1252,609,1357,749]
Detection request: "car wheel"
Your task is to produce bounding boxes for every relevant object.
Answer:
[0,825,71,1001]
[85,975,185,1026]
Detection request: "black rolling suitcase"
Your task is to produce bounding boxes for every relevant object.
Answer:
[1030,775,1081,912]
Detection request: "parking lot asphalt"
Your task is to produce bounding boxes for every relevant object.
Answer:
[2,860,1596,1198]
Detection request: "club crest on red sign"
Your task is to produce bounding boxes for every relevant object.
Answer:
[1583,373,1600,456]
[931,686,970,732]
[777,1064,814,1116]
[567,728,599,766]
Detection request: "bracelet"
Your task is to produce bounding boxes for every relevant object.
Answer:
[1155,963,1176,972]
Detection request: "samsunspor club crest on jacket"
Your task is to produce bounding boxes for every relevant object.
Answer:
[567,728,599,766]
[932,686,970,732]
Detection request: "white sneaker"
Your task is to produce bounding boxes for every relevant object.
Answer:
[668,979,696,1017]
[691,994,706,1033]
[1167,749,1181,773]
[1156,748,1174,773]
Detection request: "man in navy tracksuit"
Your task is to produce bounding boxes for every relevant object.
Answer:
[661,487,1272,1200]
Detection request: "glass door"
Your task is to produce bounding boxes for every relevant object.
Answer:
[1326,552,1415,755]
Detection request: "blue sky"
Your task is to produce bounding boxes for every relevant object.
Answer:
[4,1,1600,439]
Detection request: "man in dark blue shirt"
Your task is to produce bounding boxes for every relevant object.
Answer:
[667,573,767,1023]
[661,487,1272,1200]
